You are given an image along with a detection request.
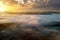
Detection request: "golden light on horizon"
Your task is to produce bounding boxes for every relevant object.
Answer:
[0,0,27,13]
[0,1,14,13]
[0,1,6,12]
[0,5,5,12]
[0,0,36,13]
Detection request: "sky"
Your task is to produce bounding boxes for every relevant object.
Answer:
[27,0,60,9]
[1,0,60,12]
[15,0,60,11]
[16,0,60,12]
[22,0,60,11]
[3,0,60,9]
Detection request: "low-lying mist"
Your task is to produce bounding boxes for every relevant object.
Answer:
[0,14,60,40]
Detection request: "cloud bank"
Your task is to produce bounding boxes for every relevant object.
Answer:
[24,0,60,9]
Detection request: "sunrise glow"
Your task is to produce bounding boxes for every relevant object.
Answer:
[0,1,6,12]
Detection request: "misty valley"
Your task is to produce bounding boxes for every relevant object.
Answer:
[0,12,60,40]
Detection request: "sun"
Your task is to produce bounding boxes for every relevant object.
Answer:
[0,1,6,12]
[0,6,5,12]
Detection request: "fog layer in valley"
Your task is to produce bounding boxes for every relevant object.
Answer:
[0,13,60,40]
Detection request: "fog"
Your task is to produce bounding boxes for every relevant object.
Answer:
[0,13,60,40]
